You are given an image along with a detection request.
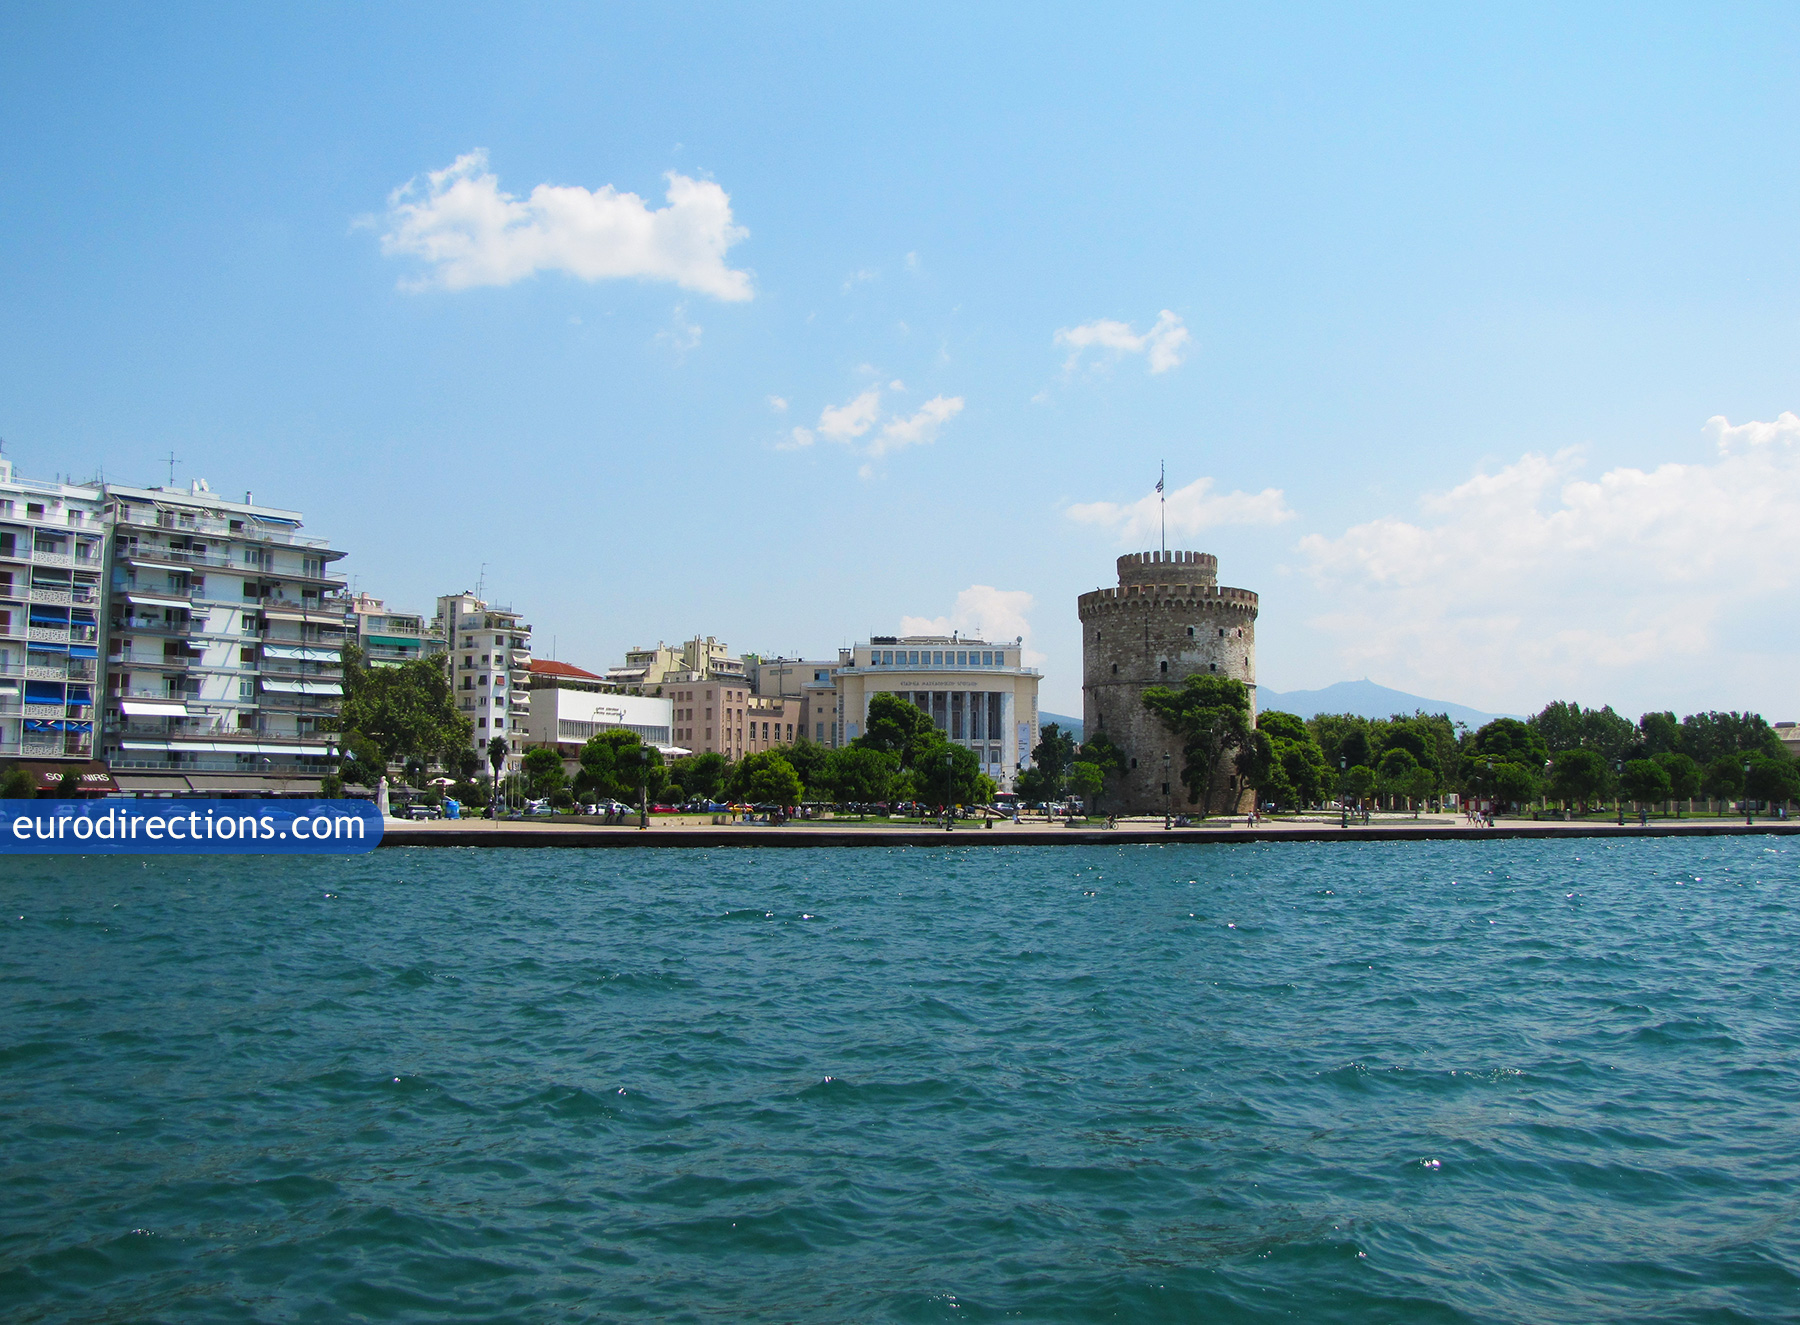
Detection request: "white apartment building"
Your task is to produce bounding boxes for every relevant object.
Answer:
[832,635,1040,790]
[436,592,531,769]
[349,593,443,667]
[102,480,348,795]
[0,460,111,788]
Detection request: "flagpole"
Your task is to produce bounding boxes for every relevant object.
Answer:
[1159,460,1166,558]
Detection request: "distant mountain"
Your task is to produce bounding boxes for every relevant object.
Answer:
[1039,711,1084,743]
[1257,679,1513,727]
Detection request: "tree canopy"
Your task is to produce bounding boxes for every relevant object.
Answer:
[336,644,471,773]
[1142,674,1253,814]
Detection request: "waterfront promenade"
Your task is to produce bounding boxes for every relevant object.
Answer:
[381,812,1800,848]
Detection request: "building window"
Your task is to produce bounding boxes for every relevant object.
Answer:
[239,678,254,699]
[1160,661,1168,673]
[479,717,487,727]
[494,719,504,729]
[1111,664,1118,674]
[816,723,824,740]
[1187,627,1194,637]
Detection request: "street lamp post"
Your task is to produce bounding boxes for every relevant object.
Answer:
[1745,759,1753,826]
[1163,751,1172,830]
[1340,755,1348,830]
[944,750,955,831]
[1616,759,1624,826]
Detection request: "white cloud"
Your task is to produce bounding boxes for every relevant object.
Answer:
[767,395,788,412]
[1296,416,1800,711]
[1055,309,1190,374]
[868,395,963,457]
[378,150,752,300]
[782,387,966,469]
[818,389,882,440]
[1067,475,1295,542]
[889,380,905,391]
[1705,410,1800,453]
[900,585,1044,666]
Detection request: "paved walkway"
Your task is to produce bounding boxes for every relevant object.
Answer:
[380,812,1799,849]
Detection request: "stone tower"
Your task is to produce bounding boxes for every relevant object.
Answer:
[1078,550,1259,814]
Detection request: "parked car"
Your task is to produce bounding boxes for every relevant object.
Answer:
[404,804,441,820]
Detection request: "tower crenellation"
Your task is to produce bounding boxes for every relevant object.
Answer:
[1078,549,1259,815]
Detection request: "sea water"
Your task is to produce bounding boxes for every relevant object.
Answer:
[2,839,1797,1322]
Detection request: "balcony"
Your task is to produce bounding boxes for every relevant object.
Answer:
[120,545,235,570]
[30,550,72,568]
[113,614,203,636]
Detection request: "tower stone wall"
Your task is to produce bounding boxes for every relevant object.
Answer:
[1078,550,1258,815]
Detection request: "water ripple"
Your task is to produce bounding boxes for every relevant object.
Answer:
[2,840,1797,1321]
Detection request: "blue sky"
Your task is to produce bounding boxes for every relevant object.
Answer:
[4,4,1799,719]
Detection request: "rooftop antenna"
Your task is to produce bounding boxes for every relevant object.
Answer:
[1157,460,1166,559]
[165,450,181,486]
[475,562,487,602]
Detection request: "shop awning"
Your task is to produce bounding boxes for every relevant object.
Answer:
[260,679,343,695]
[262,644,340,661]
[112,774,195,794]
[120,699,189,716]
[122,593,192,610]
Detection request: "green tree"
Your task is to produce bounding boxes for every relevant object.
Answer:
[1308,714,1373,771]
[1492,761,1540,809]
[1068,761,1105,806]
[1548,748,1610,811]
[670,751,728,800]
[1702,754,1744,802]
[1253,711,1331,809]
[338,732,386,789]
[1680,711,1785,763]
[1399,764,1437,817]
[337,645,472,771]
[731,751,804,806]
[1376,747,1419,807]
[487,734,509,779]
[1745,752,1800,807]
[857,692,934,756]
[1029,723,1079,797]
[1142,674,1254,815]
[823,745,901,803]
[1619,758,1671,808]
[1076,730,1128,809]
[1341,764,1375,807]
[522,746,568,799]
[781,736,833,799]
[0,767,36,798]
[575,730,664,802]
[1638,711,1681,757]
[1235,728,1285,808]
[1461,719,1549,794]
[1652,751,1700,810]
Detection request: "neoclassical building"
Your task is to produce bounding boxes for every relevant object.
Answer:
[1079,550,1259,814]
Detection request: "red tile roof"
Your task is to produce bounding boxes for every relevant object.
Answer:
[530,658,604,681]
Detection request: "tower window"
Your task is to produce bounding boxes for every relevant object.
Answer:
[1187,627,1194,637]
[1111,664,1118,675]
[1160,661,1168,673]
[1219,629,1226,637]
